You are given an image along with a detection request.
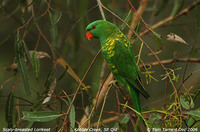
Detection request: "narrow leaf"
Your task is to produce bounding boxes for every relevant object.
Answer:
[187,111,200,118]
[56,57,86,88]
[180,94,194,110]
[152,30,162,51]
[64,95,75,132]
[5,91,14,128]
[148,30,162,56]
[121,10,132,30]
[113,115,129,132]
[23,41,32,63]
[170,0,185,16]
[22,111,62,122]
[130,22,141,43]
[69,98,75,132]
[43,77,56,104]
[49,11,57,58]
[31,51,40,79]
[187,108,200,128]
[18,46,30,95]
[147,113,162,128]
[192,86,200,101]
[15,32,31,95]
[32,68,55,111]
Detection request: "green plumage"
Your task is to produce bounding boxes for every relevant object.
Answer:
[86,20,149,114]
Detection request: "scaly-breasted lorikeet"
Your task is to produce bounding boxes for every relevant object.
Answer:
[85,20,149,115]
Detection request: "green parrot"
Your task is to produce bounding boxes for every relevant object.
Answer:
[85,20,149,115]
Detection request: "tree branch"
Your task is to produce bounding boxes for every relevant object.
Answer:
[139,0,200,37]
[139,58,200,68]
[127,0,148,40]
[97,0,106,20]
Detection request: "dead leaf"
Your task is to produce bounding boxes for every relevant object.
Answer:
[56,57,87,91]
[6,63,18,72]
[43,77,56,104]
[29,51,51,59]
[166,33,189,46]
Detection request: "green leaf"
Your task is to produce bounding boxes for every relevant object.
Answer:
[152,30,162,51]
[5,91,14,128]
[113,115,129,132]
[170,0,185,16]
[42,77,56,104]
[180,94,194,110]
[49,11,58,58]
[32,68,55,111]
[187,111,200,118]
[15,32,31,96]
[22,111,62,122]
[155,0,169,16]
[187,109,200,128]
[68,98,75,132]
[31,51,40,79]
[44,68,56,90]
[57,67,68,82]
[148,113,162,128]
[130,22,141,43]
[31,97,46,111]
[192,86,200,101]
[23,42,32,63]
[121,10,132,30]
[64,95,75,132]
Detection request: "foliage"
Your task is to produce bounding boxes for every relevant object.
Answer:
[0,0,200,131]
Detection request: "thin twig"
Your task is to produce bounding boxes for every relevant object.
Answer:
[127,0,148,40]
[138,58,200,68]
[139,0,200,37]
[99,60,107,87]
[115,87,121,131]
[62,49,101,129]
[182,45,195,82]
[65,5,98,44]
[97,0,106,20]
[92,115,121,127]
[96,84,112,128]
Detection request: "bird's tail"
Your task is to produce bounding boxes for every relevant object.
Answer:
[126,83,142,120]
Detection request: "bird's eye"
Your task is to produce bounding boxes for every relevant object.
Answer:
[92,25,96,29]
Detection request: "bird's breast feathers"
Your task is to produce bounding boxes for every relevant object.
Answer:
[101,38,116,58]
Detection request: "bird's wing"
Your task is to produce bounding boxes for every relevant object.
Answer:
[111,39,150,98]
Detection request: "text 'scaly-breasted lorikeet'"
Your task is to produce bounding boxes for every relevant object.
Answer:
[85,20,150,115]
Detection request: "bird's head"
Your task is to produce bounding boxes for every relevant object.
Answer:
[85,20,117,41]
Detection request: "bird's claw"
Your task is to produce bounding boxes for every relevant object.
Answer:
[109,80,119,88]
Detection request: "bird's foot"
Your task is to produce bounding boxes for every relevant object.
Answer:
[109,80,120,88]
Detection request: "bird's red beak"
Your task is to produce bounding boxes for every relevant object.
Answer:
[86,31,94,40]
